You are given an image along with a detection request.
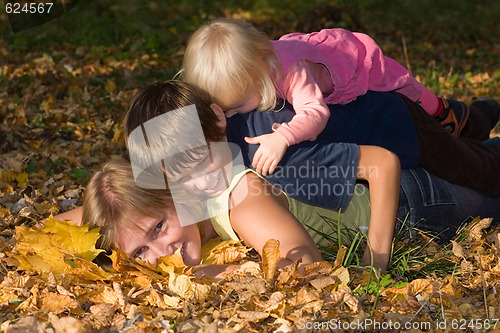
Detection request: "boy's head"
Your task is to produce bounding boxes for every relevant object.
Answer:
[124,80,227,191]
[124,80,242,225]
[125,80,225,143]
[82,160,202,265]
[182,18,280,112]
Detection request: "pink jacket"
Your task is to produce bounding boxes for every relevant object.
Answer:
[271,28,424,145]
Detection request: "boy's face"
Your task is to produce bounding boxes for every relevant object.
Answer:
[115,204,202,265]
[167,142,234,199]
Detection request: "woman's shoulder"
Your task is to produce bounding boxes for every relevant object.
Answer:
[230,169,287,209]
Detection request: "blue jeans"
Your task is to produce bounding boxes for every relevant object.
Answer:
[398,168,500,242]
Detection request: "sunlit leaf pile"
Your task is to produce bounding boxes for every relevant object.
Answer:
[2,217,500,331]
[1,0,499,331]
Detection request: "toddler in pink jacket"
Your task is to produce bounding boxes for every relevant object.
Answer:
[182,18,468,175]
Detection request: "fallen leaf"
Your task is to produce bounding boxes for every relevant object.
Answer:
[200,237,249,265]
[49,313,89,333]
[468,217,492,241]
[451,240,467,259]
[262,239,280,281]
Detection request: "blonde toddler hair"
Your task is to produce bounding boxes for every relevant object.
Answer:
[182,18,281,111]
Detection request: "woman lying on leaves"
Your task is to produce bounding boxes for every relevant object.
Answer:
[55,81,500,279]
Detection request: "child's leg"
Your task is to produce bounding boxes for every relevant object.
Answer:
[400,94,500,197]
[403,83,469,138]
[459,101,497,141]
[417,86,440,116]
[433,98,470,138]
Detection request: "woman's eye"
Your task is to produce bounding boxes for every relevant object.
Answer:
[154,221,164,236]
[134,247,146,259]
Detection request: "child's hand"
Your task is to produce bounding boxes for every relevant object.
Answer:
[245,132,289,175]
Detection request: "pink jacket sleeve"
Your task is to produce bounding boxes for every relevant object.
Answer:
[274,60,330,146]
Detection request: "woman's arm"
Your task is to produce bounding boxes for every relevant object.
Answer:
[356,145,400,270]
[49,206,83,225]
[229,172,324,268]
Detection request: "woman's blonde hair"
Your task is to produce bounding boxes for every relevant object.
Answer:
[82,160,173,251]
[182,18,281,111]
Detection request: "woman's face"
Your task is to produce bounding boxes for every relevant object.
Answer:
[115,203,202,265]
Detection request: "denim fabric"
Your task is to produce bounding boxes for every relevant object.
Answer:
[401,94,500,196]
[398,168,500,242]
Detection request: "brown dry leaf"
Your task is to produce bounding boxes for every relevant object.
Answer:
[302,261,333,276]
[392,295,421,315]
[254,291,285,314]
[146,288,171,309]
[262,239,280,281]
[440,276,462,299]
[407,278,434,296]
[168,272,205,301]
[40,291,79,314]
[237,310,269,322]
[288,287,320,308]
[225,276,268,303]
[330,291,345,306]
[451,240,467,259]
[333,246,347,268]
[276,260,300,286]
[49,313,89,333]
[309,275,338,291]
[343,292,360,313]
[88,285,121,305]
[331,266,350,290]
[381,285,408,303]
[200,237,249,265]
[2,316,44,333]
[468,217,492,241]
[90,303,118,329]
[478,253,495,270]
[233,260,261,276]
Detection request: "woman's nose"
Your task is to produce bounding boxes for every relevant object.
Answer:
[147,241,173,264]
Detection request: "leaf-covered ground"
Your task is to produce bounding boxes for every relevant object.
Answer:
[1,0,500,332]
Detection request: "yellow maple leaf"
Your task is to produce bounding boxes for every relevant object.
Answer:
[158,247,186,269]
[105,79,117,93]
[12,218,105,276]
[43,217,104,262]
[15,172,28,188]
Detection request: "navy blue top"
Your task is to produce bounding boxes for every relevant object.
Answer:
[226,91,419,210]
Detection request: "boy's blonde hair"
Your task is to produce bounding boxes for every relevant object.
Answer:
[182,18,281,111]
[82,160,173,251]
